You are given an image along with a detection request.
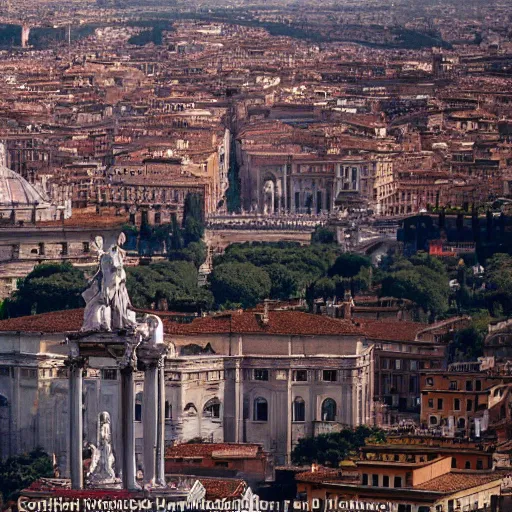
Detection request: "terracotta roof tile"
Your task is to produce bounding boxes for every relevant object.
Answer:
[166,443,260,458]
[164,311,363,336]
[0,309,84,333]
[358,319,426,342]
[414,471,504,493]
[198,478,246,500]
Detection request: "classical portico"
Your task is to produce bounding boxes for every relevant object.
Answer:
[66,234,168,490]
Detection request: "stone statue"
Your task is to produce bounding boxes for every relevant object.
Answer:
[87,411,119,486]
[263,180,274,215]
[82,234,137,332]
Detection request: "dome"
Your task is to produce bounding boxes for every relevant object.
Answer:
[0,165,67,223]
[0,165,51,208]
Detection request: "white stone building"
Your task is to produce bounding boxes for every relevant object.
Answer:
[0,308,374,473]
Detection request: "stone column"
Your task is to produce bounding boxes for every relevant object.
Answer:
[156,360,166,486]
[68,357,84,489]
[120,363,138,490]
[142,360,158,487]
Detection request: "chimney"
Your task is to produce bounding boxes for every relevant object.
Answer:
[343,291,353,320]
[263,299,270,325]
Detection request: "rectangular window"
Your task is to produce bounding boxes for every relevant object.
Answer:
[428,399,434,408]
[61,242,68,256]
[454,398,461,411]
[476,380,482,391]
[362,474,368,485]
[383,475,389,487]
[466,380,473,391]
[322,370,337,382]
[449,381,458,390]
[275,370,287,380]
[215,461,229,468]
[254,369,269,381]
[467,399,473,412]
[38,242,45,256]
[83,242,90,254]
[476,459,483,470]
[394,476,402,488]
[0,367,10,377]
[395,360,401,370]
[20,368,37,379]
[381,359,389,370]
[372,474,379,487]
[437,398,444,410]
[102,369,118,381]
[293,370,308,382]
[410,360,417,371]
[165,401,172,420]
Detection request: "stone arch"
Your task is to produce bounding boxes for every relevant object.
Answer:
[253,397,268,421]
[203,398,221,419]
[321,398,336,422]
[293,397,305,422]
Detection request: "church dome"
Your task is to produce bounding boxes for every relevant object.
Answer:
[0,165,66,223]
[0,165,51,208]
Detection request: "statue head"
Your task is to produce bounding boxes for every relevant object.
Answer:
[99,411,111,425]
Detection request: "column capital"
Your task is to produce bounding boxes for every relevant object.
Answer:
[118,339,141,372]
[137,344,168,371]
[65,355,88,372]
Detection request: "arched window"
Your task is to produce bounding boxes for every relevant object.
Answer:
[203,398,221,419]
[184,403,198,416]
[457,417,466,429]
[135,392,143,422]
[165,401,172,420]
[293,397,305,422]
[429,415,438,425]
[321,398,336,422]
[254,397,268,422]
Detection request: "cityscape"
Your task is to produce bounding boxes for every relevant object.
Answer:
[0,0,511,511]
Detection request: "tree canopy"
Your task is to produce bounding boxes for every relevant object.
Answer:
[380,253,450,320]
[0,447,53,502]
[209,261,272,309]
[291,427,386,467]
[126,260,213,312]
[1,263,86,319]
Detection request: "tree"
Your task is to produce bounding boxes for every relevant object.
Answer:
[291,427,386,467]
[1,263,86,319]
[328,253,371,278]
[381,267,449,320]
[266,264,298,300]
[311,226,336,245]
[210,262,271,308]
[126,260,213,312]
[0,447,53,502]
[215,242,340,299]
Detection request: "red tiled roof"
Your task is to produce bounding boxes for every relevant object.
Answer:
[0,309,360,336]
[358,320,426,342]
[296,468,359,484]
[199,478,246,500]
[164,310,363,336]
[414,471,504,493]
[0,309,84,333]
[166,443,261,459]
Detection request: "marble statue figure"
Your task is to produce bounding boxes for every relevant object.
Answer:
[82,234,137,332]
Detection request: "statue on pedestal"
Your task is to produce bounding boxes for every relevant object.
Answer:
[82,234,137,332]
[87,411,121,487]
